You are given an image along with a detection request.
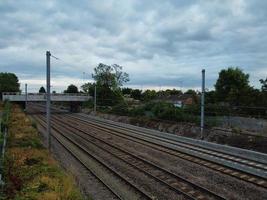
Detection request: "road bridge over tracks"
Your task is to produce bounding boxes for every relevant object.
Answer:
[2,92,91,102]
[2,92,91,112]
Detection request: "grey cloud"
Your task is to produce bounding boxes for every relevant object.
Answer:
[0,0,267,92]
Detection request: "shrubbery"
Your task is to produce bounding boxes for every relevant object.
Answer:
[82,100,94,109]
[109,101,200,124]
[1,100,11,131]
[110,101,129,115]
[2,105,84,200]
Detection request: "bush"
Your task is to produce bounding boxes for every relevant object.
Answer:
[1,100,11,130]
[110,101,129,115]
[110,101,201,124]
[129,107,145,117]
[2,105,84,200]
[82,100,94,109]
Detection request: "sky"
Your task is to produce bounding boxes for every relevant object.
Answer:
[0,0,267,92]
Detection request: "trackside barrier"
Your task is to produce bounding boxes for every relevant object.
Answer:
[79,113,267,165]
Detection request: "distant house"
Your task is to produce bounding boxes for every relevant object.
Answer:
[123,94,140,105]
[154,94,197,107]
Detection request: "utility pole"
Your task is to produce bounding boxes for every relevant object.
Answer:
[200,69,205,139]
[46,51,51,152]
[94,83,96,114]
[82,72,85,83]
[25,83,27,111]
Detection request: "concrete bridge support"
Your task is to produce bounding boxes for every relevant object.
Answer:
[69,102,82,113]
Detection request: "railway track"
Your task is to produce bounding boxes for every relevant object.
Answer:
[33,115,155,200]
[58,113,267,189]
[27,104,267,199]
[36,114,226,200]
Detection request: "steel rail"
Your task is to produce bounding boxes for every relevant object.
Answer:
[70,114,267,170]
[28,104,267,188]
[33,115,153,200]
[43,114,226,200]
[74,113,267,168]
[61,113,267,188]
[29,104,267,165]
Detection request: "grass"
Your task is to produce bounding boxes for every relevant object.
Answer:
[1,104,85,200]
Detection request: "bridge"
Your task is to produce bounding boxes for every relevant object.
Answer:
[2,92,91,102]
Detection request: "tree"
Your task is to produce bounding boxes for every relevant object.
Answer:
[169,89,182,95]
[215,67,251,105]
[205,91,216,104]
[91,63,129,106]
[142,90,157,101]
[260,78,267,92]
[185,89,197,95]
[0,72,20,99]
[64,84,79,93]
[39,86,46,93]
[259,78,267,107]
[122,88,132,95]
[92,63,129,90]
[184,89,199,104]
[81,82,95,96]
[131,89,142,100]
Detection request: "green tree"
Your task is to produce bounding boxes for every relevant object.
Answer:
[131,89,142,100]
[92,63,129,106]
[92,63,129,90]
[81,82,95,96]
[260,78,267,92]
[169,89,182,95]
[259,78,267,107]
[64,84,79,93]
[184,89,199,104]
[142,90,157,101]
[157,89,182,97]
[122,87,132,95]
[39,86,46,93]
[205,90,216,104]
[0,72,20,99]
[215,67,251,105]
[185,89,197,95]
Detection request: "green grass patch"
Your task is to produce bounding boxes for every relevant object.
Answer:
[1,105,85,200]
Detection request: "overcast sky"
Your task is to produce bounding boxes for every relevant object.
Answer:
[0,0,267,92]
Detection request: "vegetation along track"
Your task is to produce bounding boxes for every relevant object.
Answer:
[33,113,226,200]
[60,112,267,189]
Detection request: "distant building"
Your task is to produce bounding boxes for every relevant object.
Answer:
[123,94,140,105]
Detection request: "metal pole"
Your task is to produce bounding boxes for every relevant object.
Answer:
[200,69,205,139]
[46,51,51,152]
[82,72,85,84]
[25,83,27,111]
[94,84,96,114]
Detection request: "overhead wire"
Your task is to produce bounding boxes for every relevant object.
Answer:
[48,53,94,81]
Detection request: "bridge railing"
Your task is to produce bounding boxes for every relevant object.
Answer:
[2,92,90,96]
[2,93,91,102]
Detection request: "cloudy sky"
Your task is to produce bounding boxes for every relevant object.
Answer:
[0,0,267,92]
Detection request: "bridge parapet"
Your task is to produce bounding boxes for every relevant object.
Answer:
[2,92,91,102]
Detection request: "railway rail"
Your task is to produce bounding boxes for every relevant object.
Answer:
[34,115,154,200]
[27,104,267,199]
[60,113,267,189]
[35,114,226,200]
